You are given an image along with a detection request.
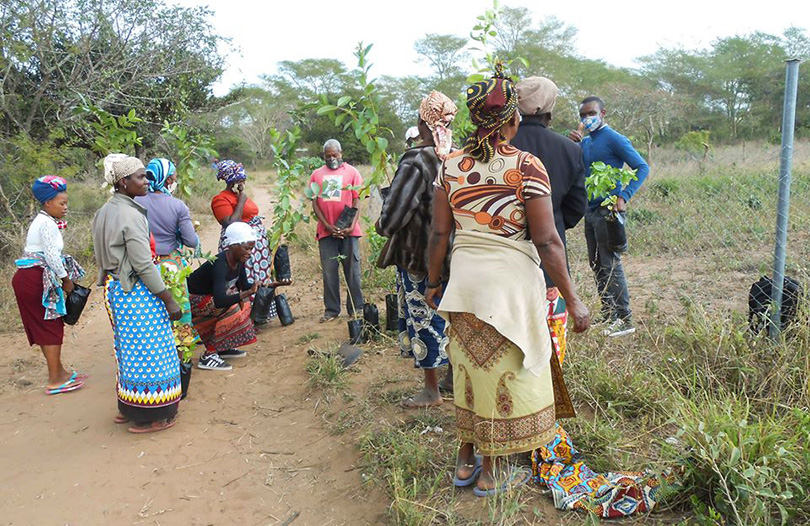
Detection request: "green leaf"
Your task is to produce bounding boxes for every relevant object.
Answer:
[375,137,388,151]
[337,96,351,107]
[316,105,338,115]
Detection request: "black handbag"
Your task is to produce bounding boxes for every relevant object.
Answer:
[63,284,91,325]
[274,245,292,281]
[275,293,295,326]
[250,286,275,324]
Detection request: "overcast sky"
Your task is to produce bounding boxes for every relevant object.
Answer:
[174,0,809,96]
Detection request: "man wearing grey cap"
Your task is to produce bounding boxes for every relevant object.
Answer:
[511,76,587,363]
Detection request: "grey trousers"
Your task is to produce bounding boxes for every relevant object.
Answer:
[584,208,632,321]
[318,236,364,317]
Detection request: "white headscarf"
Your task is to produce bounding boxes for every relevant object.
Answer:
[103,154,145,186]
[224,222,258,246]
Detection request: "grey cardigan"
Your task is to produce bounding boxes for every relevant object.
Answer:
[92,193,165,294]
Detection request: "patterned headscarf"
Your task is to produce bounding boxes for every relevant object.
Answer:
[103,154,144,186]
[145,158,176,195]
[463,69,519,163]
[216,160,246,185]
[419,91,458,159]
[32,175,67,205]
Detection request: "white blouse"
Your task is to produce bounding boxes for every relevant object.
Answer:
[24,212,67,278]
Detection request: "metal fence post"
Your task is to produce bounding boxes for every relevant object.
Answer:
[769,59,801,339]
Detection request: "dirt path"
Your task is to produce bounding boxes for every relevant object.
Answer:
[0,186,386,526]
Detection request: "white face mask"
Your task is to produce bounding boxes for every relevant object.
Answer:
[166,182,178,195]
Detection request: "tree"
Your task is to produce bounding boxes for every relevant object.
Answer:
[413,34,469,83]
[0,0,224,146]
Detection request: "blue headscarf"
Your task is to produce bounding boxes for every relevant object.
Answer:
[145,158,176,195]
[216,160,247,185]
[32,175,67,205]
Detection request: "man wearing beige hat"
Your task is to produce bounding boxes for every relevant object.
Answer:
[512,76,587,364]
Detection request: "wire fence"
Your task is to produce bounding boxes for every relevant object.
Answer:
[564,138,810,324]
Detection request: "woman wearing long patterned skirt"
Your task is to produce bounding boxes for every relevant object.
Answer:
[135,157,201,357]
[426,71,590,495]
[93,154,183,434]
[376,90,457,408]
[211,160,291,325]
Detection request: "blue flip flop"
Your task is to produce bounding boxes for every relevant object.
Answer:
[46,377,84,395]
[453,454,483,487]
[472,465,530,497]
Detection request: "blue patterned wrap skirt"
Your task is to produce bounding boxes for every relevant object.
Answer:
[397,267,449,369]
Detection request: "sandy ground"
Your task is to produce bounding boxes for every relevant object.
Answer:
[0,186,387,526]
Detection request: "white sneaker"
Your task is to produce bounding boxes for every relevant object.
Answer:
[603,319,636,337]
[197,353,233,370]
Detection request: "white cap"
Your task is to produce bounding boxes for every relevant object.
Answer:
[405,126,419,140]
[224,222,258,246]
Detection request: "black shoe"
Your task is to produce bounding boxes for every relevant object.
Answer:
[218,349,247,359]
[197,353,233,370]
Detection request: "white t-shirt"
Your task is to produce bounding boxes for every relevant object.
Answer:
[24,212,67,278]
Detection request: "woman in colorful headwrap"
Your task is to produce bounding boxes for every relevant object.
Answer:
[135,158,201,362]
[211,160,290,325]
[426,70,590,495]
[186,222,260,371]
[92,154,183,434]
[426,72,673,517]
[376,90,457,408]
[12,176,87,395]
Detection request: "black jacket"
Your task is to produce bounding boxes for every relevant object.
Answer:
[512,118,587,286]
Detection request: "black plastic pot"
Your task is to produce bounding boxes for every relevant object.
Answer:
[348,319,368,344]
[250,286,275,324]
[274,245,292,281]
[605,211,628,253]
[363,303,380,334]
[180,361,192,400]
[275,293,295,326]
[385,293,399,332]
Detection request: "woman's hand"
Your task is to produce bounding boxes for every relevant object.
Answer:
[62,277,75,295]
[164,297,183,322]
[249,281,261,295]
[567,298,590,333]
[425,284,443,310]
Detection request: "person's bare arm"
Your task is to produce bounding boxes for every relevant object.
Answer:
[312,199,339,237]
[425,188,453,309]
[221,183,248,227]
[525,196,590,333]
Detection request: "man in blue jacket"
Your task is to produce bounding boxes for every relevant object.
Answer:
[569,96,649,337]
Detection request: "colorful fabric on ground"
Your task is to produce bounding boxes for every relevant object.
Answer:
[15,253,85,320]
[145,158,176,195]
[215,160,246,184]
[103,276,182,408]
[158,252,200,350]
[448,312,557,457]
[190,293,257,353]
[218,215,276,317]
[531,424,675,518]
[397,267,449,369]
[546,287,568,364]
[32,175,67,204]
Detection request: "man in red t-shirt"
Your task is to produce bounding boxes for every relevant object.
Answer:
[309,139,365,322]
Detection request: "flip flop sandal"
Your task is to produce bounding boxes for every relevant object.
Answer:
[71,371,90,382]
[473,465,531,497]
[114,415,130,424]
[400,396,442,409]
[128,418,177,434]
[45,378,84,395]
[453,454,483,487]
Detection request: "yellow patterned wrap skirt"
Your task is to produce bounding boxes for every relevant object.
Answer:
[449,312,558,457]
